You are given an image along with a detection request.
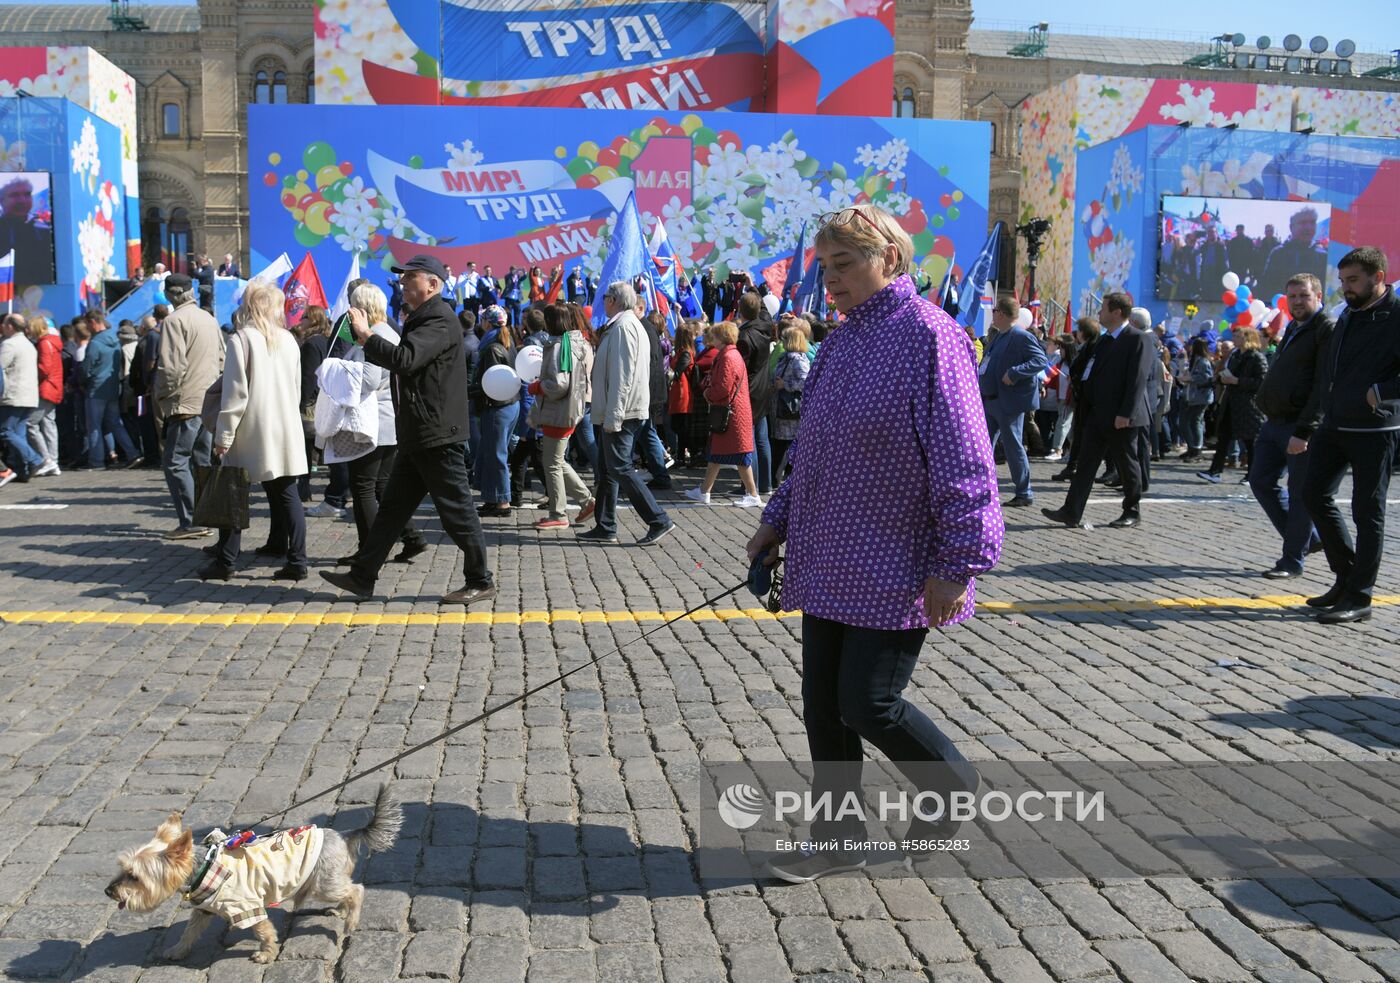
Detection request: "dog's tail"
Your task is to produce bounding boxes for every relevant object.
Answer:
[346,784,402,857]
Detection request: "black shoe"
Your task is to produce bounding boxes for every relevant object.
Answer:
[1305,582,1347,609]
[764,846,866,884]
[335,554,356,566]
[1003,496,1034,508]
[253,543,285,558]
[1095,471,1118,485]
[1318,601,1372,625]
[272,565,308,581]
[1103,476,1122,488]
[1050,469,1074,482]
[391,541,428,564]
[1041,507,1089,529]
[576,527,619,544]
[320,569,374,599]
[196,561,234,581]
[478,503,511,518]
[637,520,675,546]
[1107,512,1140,529]
[903,815,964,856]
[1262,565,1302,580]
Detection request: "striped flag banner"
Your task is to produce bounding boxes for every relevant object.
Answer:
[0,250,14,311]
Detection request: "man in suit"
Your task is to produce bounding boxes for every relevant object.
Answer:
[980,295,1048,507]
[1043,291,1156,529]
[216,253,241,278]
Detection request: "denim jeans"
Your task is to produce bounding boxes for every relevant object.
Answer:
[571,406,598,478]
[26,400,59,465]
[0,406,43,474]
[475,401,519,504]
[636,419,670,487]
[984,401,1031,499]
[1248,419,1320,573]
[752,414,772,494]
[593,419,668,536]
[1182,403,1208,451]
[85,395,138,467]
[163,416,212,530]
[801,614,977,843]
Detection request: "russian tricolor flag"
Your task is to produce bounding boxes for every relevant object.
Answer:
[0,250,14,310]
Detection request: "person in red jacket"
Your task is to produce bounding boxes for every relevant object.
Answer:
[667,320,705,467]
[685,320,761,507]
[25,317,63,473]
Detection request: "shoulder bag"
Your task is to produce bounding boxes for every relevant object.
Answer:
[708,376,741,435]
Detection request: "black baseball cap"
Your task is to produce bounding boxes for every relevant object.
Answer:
[391,254,450,281]
[165,273,193,290]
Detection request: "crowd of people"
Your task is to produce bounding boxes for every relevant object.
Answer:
[1159,205,1330,302]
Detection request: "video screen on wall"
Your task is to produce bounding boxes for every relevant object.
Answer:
[1157,195,1331,302]
[0,171,56,285]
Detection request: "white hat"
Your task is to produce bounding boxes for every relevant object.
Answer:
[1128,307,1152,330]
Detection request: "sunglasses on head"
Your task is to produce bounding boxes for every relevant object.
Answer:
[819,207,895,245]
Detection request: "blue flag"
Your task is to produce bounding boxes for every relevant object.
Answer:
[795,257,827,318]
[937,250,959,317]
[780,222,807,314]
[592,192,651,328]
[956,222,1003,331]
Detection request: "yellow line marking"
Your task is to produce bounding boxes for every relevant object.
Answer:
[3,595,1399,627]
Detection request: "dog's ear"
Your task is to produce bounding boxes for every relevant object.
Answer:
[165,828,194,867]
[155,813,184,844]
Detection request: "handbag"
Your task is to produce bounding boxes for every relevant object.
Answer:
[200,330,252,435]
[192,464,251,530]
[775,389,802,420]
[708,377,740,435]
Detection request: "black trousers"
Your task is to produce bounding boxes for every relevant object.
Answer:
[801,615,976,843]
[351,442,492,589]
[217,475,306,568]
[1302,429,1400,601]
[1063,421,1143,522]
[508,433,546,505]
[348,445,423,552]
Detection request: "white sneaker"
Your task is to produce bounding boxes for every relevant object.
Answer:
[306,501,344,518]
[684,486,711,505]
[0,469,14,488]
[735,494,764,508]
[1042,450,1061,462]
[33,460,59,477]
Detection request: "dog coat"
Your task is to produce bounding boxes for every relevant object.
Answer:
[184,826,325,928]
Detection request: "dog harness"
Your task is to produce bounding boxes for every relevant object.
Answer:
[183,825,325,929]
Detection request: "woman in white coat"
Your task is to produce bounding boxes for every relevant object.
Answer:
[199,280,309,581]
[335,282,427,565]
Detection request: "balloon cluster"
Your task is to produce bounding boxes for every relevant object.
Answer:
[562,115,711,189]
[265,142,386,248]
[1217,271,1285,332]
[480,345,545,403]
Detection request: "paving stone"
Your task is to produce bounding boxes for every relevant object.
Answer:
[1020,923,1115,980]
[1268,929,1384,982]
[777,916,855,975]
[1095,938,1194,983]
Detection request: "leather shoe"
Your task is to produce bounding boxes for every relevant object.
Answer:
[196,561,234,581]
[1050,469,1074,482]
[1318,602,1372,625]
[1003,496,1034,508]
[441,584,497,606]
[1102,476,1123,488]
[1107,513,1140,529]
[272,565,308,581]
[1262,566,1302,580]
[391,541,428,563]
[253,543,285,558]
[1305,582,1347,609]
[320,569,374,599]
[1041,507,1090,529]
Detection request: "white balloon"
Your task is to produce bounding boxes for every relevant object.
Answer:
[1222,271,1241,291]
[1016,308,1033,330]
[482,364,521,402]
[1248,298,1267,318]
[514,345,544,384]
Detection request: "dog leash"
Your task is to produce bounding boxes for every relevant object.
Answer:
[246,555,783,829]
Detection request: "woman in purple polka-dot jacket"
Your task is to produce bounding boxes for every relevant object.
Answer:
[746,204,1005,884]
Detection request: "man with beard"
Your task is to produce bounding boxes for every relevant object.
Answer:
[1301,247,1400,624]
[0,177,54,285]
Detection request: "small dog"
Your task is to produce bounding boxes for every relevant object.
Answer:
[105,784,402,964]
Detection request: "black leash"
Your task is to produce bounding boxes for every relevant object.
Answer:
[246,558,780,829]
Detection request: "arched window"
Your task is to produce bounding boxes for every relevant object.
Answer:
[253,69,271,104]
[305,67,315,104]
[161,103,180,138]
[900,87,916,118]
[272,71,288,104]
[891,88,901,117]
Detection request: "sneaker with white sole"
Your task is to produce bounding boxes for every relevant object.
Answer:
[1042,450,1062,462]
[764,845,867,884]
[306,501,345,518]
[735,494,763,508]
[684,486,711,504]
[0,469,16,488]
[33,461,59,477]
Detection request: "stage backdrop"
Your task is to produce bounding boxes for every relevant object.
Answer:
[0,96,128,325]
[313,0,894,115]
[0,46,140,271]
[248,105,989,293]
[1071,125,1400,322]
[1019,73,1400,309]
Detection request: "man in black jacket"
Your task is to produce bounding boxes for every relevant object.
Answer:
[1051,317,1101,481]
[736,291,774,494]
[1248,273,1333,580]
[321,254,495,606]
[1043,292,1156,529]
[1301,247,1400,624]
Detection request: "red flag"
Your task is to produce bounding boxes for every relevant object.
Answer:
[545,267,564,304]
[1063,302,1074,337]
[283,251,328,328]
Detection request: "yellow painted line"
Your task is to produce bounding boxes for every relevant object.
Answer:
[4,595,1400,628]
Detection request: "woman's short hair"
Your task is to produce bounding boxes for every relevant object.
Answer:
[23,316,46,343]
[350,282,388,325]
[299,305,331,340]
[1233,326,1264,352]
[713,321,739,346]
[1075,316,1101,339]
[814,204,913,277]
[781,326,809,353]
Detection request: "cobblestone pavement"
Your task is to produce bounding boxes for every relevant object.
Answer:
[2,456,1399,982]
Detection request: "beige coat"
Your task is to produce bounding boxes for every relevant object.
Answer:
[187,826,324,929]
[215,327,308,482]
[155,300,224,418]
